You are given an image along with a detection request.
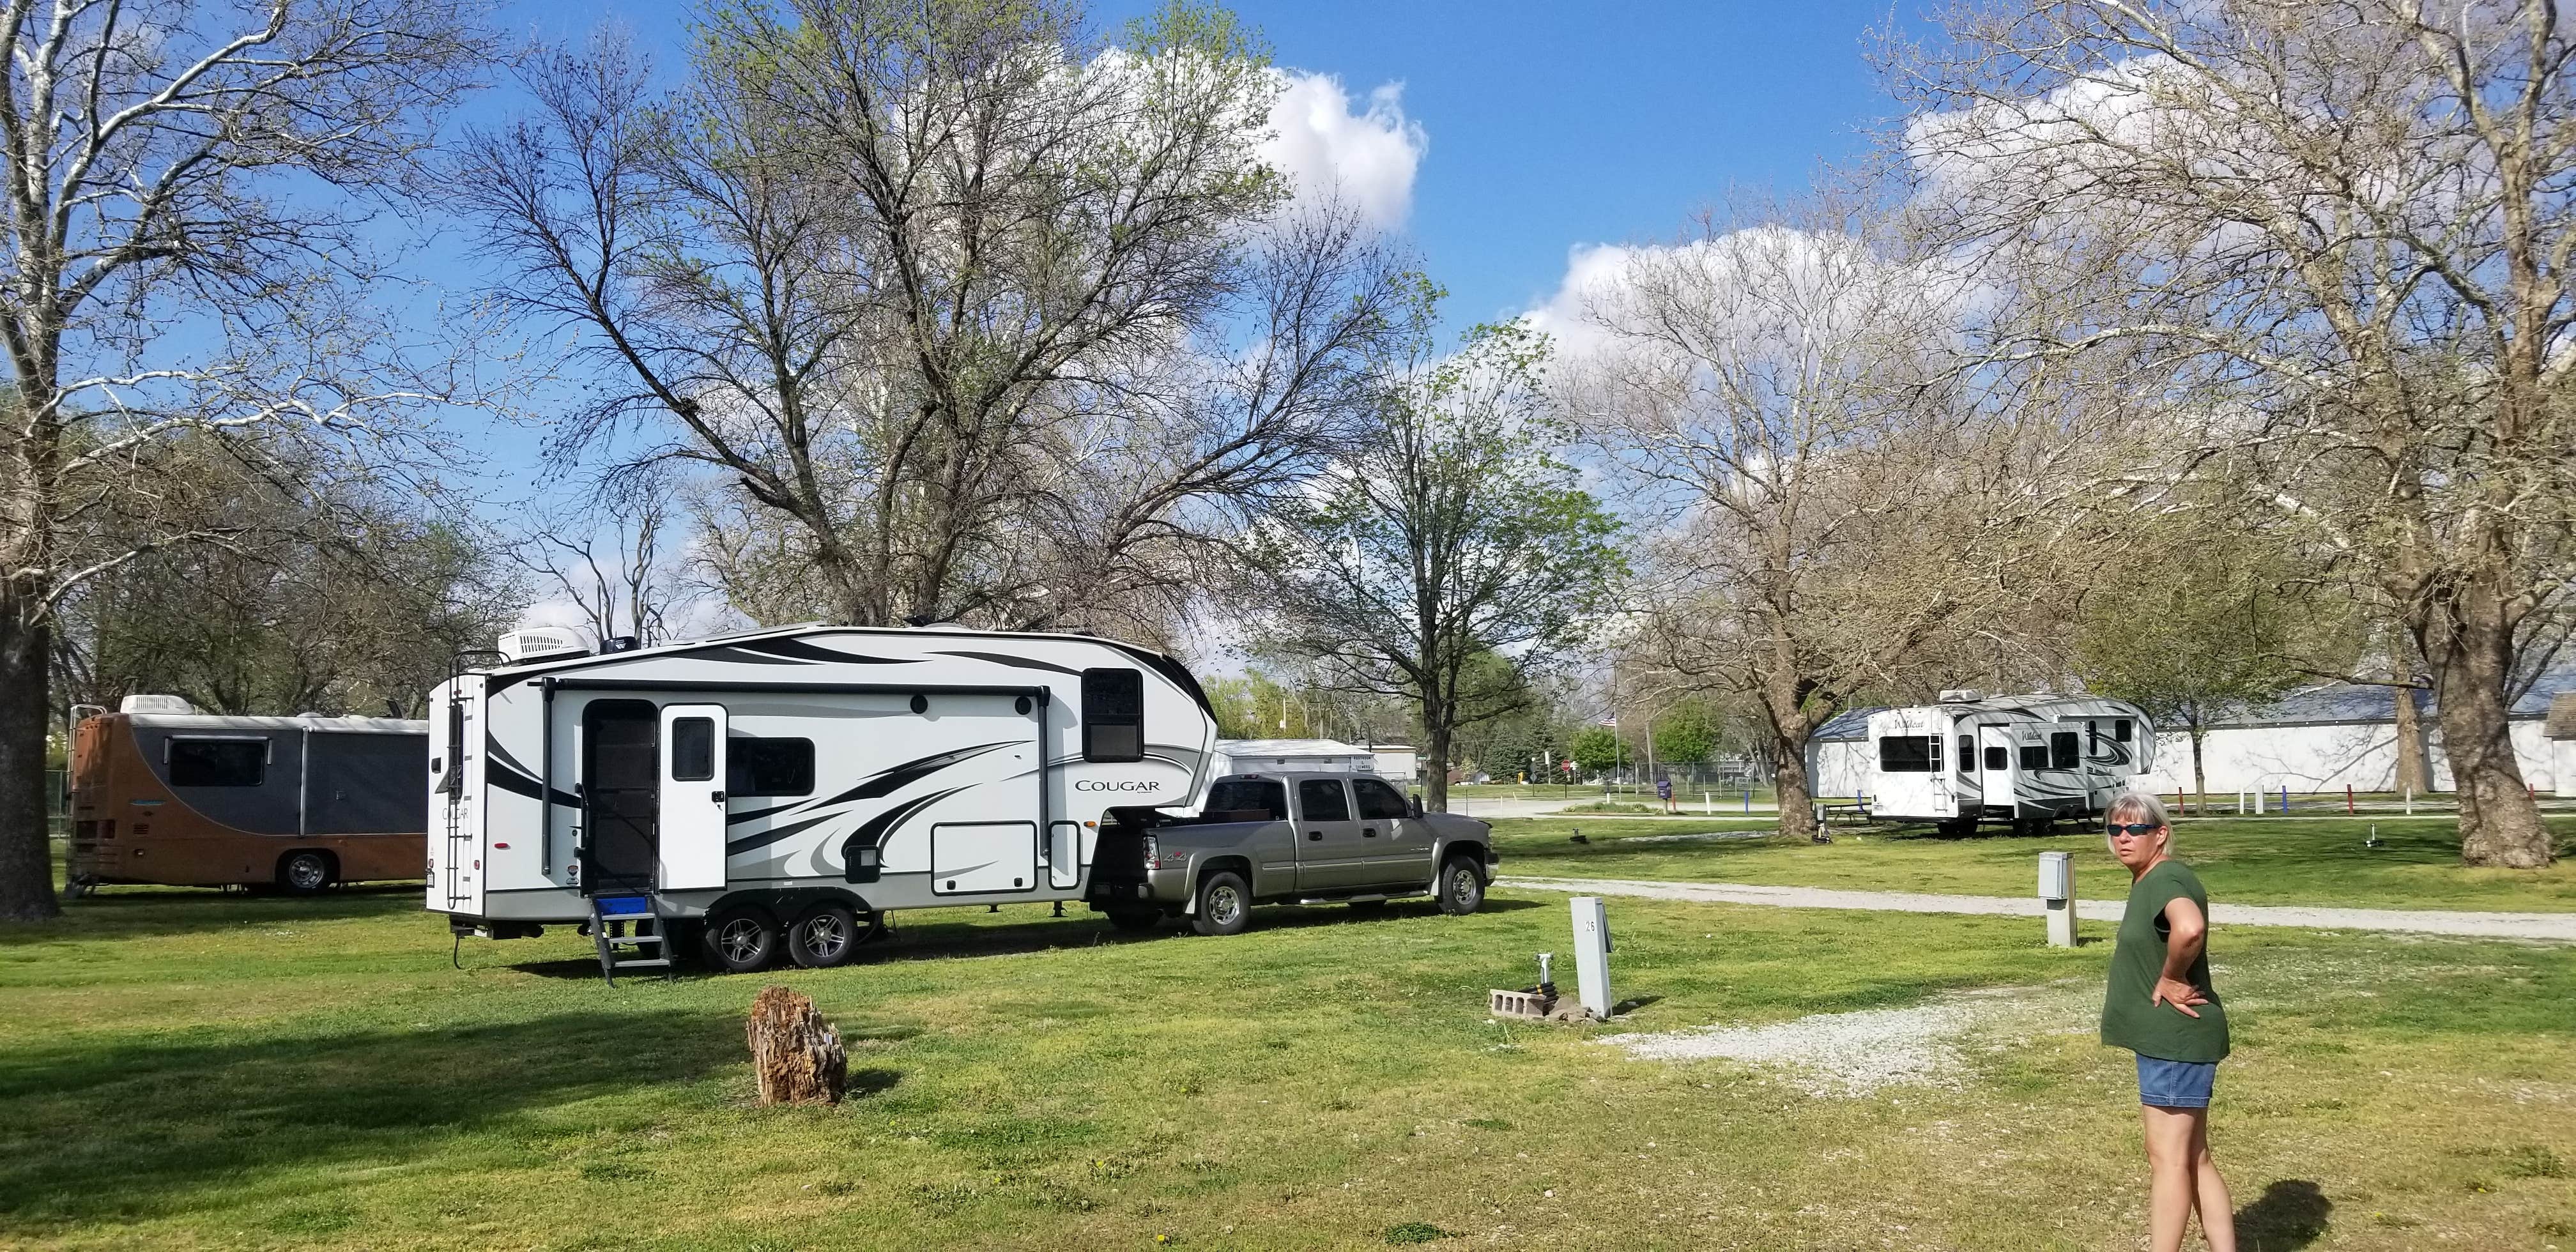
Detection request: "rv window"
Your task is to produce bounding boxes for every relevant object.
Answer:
[169,738,266,788]
[1985,745,2008,771]
[1080,668,1145,763]
[2020,744,2048,770]
[1296,778,1352,823]
[728,737,815,797]
[1877,736,1935,772]
[2088,721,2099,752]
[2115,718,2133,742]
[1206,777,1288,820]
[671,717,716,782]
[1352,777,1409,820]
[443,699,464,796]
[1957,735,1974,771]
[2050,731,2078,770]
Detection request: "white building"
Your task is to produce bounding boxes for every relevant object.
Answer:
[1809,677,2573,801]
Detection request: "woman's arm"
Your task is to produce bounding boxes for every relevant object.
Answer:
[2152,896,2211,1017]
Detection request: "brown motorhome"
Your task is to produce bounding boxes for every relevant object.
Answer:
[66,699,430,894]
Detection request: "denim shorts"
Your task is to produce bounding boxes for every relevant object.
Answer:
[2136,1055,2218,1108]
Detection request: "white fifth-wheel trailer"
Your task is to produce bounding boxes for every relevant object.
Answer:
[1859,691,2156,836]
[427,623,1220,976]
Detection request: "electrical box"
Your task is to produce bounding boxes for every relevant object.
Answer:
[2037,850,2072,901]
[1571,896,1613,1019]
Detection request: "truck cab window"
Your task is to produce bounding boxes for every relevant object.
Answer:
[169,738,267,787]
[1352,777,1409,820]
[1296,778,1351,822]
[1206,778,1287,820]
[728,737,815,797]
[1080,668,1144,763]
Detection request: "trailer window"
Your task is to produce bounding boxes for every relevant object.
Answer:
[2115,718,2132,742]
[1080,668,1144,763]
[2088,721,2099,752]
[1206,777,1287,821]
[1352,777,1409,820]
[2050,731,2078,770]
[1929,735,1943,772]
[442,698,464,796]
[1296,778,1351,822]
[2020,743,2048,770]
[1985,745,2008,770]
[169,738,267,787]
[1957,735,1974,771]
[728,737,815,797]
[670,717,716,782]
[1878,736,1934,772]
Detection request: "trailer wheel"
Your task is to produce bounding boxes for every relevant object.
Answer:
[1436,855,1485,915]
[277,851,335,896]
[786,903,860,969]
[1104,906,1162,933]
[1936,818,1979,839]
[1188,871,1251,936]
[702,907,780,973]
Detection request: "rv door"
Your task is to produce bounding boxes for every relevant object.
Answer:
[1977,724,2017,816]
[658,705,730,892]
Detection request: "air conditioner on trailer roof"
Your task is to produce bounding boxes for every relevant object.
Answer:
[498,627,590,664]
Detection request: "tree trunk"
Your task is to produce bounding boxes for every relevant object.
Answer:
[1423,721,1452,814]
[2188,724,2206,820]
[2426,622,2552,867]
[0,608,63,921]
[2391,682,2430,798]
[1774,727,1820,841]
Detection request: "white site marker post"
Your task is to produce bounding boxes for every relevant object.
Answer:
[2038,851,2076,948]
[1571,896,1614,1019]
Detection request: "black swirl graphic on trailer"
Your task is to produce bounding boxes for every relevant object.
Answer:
[836,788,969,880]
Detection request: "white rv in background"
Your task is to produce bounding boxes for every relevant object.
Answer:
[428,623,1220,974]
[1856,691,2154,835]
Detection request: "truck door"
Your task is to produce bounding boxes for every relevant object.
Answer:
[1292,777,1368,892]
[1350,775,1431,885]
[657,705,729,892]
[1977,724,2017,817]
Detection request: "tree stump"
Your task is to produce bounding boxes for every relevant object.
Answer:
[746,985,848,1105]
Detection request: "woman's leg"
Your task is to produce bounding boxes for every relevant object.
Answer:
[2191,1111,2236,1252]
[2140,1104,2200,1252]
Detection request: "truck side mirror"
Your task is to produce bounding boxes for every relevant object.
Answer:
[1407,793,1424,818]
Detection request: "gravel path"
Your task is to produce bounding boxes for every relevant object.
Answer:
[1596,982,2093,1096]
[1499,875,2576,941]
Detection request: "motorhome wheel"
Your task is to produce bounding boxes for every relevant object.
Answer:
[787,903,860,969]
[1438,856,1485,915]
[703,907,780,973]
[278,851,334,896]
[1190,871,1251,936]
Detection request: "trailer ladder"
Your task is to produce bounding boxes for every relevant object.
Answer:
[589,894,672,986]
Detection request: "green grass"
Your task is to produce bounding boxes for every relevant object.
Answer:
[1492,815,2576,913]
[5,881,2575,1249]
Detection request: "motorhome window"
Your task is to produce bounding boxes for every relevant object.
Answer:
[1080,668,1144,763]
[2020,744,2048,770]
[1297,778,1352,822]
[1206,778,1288,820]
[169,738,266,787]
[2050,731,2078,769]
[2115,718,2133,742]
[1985,745,2008,770]
[1352,777,1409,820]
[671,717,716,782]
[728,737,815,797]
[1877,736,1935,772]
[443,699,464,796]
[1957,735,1974,769]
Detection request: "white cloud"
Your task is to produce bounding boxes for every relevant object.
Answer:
[1261,72,1427,231]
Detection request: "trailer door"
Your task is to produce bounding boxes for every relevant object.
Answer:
[659,705,730,892]
[1978,724,2017,816]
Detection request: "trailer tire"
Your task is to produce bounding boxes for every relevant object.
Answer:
[277,851,335,896]
[1436,855,1485,916]
[1189,871,1251,936]
[786,903,861,969]
[1105,906,1162,933]
[702,906,780,973]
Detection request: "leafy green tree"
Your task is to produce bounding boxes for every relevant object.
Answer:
[1650,700,1722,771]
[1568,726,1623,776]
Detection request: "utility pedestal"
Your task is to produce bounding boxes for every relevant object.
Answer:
[2038,850,2076,948]
[1571,896,1613,1018]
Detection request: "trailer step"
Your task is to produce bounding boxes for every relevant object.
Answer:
[588,897,677,987]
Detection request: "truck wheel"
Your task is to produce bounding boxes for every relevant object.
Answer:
[1105,906,1162,933]
[786,903,860,969]
[702,907,779,973]
[1189,871,1251,936]
[1437,856,1485,915]
[277,851,335,896]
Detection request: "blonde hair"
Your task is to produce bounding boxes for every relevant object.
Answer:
[2106,791,2172,845]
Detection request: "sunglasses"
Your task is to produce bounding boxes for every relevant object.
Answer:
[2106,822,2162,837]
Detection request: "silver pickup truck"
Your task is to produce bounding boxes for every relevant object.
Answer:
[1084,771,1498,935]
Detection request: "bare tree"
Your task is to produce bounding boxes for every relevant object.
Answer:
[0,0,490,921]
[506,469,705,648]
[460,7,1406,641]
[1892,0,2576,867]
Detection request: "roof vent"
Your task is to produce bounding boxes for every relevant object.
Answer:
[118,694,197,715]
[1937,689,1983,704]
[498,627,590,665]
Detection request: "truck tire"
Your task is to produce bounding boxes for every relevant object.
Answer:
[1189,871,1251,936]
[1436,855,1485,915]
[702,906,780,973]
[277,851,335,896]
[1105,906,1162,933]
[786,903,860,969]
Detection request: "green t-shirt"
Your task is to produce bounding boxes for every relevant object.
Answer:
[2101,858,2230,1062]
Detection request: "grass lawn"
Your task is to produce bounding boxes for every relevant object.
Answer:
[4,881,2574,1250]
[1489,816,2576,913]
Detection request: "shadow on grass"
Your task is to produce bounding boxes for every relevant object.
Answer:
[2235,1178,2330,1250]
[3,885,423,946]
[0,1007,762,1228]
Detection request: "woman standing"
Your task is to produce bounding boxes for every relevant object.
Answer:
[2101,791,2236,1252]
